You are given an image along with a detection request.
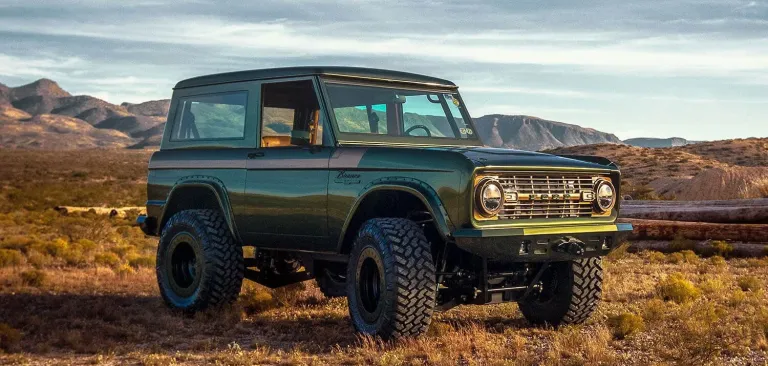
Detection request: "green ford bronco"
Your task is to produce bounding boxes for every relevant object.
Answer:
[137,66,632,339]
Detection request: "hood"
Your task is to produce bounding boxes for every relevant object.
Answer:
[442,146,616,171]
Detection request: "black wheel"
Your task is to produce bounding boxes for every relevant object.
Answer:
[316,267,346,298]
[156,209,244,312]
[518,257,603,326]
[346,218,436,340]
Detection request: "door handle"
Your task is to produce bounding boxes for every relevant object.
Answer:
[247,152,265,159]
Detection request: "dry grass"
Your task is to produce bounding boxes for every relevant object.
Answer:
[0,254,766,364]
[1,150,768,364]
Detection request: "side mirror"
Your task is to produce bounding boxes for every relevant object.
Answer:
[290,130,312,146]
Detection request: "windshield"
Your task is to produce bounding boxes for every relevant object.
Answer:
[324,83,478,141]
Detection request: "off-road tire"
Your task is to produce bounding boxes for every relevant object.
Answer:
[156,209,244,312]
[518,257,602,326]
[316,268,346,298]
[346,218,436,340]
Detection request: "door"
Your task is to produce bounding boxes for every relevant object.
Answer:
[239,78,332,251]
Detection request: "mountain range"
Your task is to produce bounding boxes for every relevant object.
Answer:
[0,78,700,150]
[0,79,169,149]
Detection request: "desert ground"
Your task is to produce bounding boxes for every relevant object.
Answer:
[1,149,767,365]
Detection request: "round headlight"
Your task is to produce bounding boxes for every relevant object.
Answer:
[594,179,616,213]
[476,179,504,216]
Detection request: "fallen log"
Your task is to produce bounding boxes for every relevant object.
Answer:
[628,240,767,258]
[53,206,145,219]
[621,218,768,242]
[620,199,768,223]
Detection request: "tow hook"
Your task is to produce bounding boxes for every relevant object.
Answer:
[553,237,586,256]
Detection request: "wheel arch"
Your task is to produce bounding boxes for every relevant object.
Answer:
[336,177,454,254]
[157,176,241,242]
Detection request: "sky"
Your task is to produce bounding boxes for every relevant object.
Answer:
[0,0,766,141]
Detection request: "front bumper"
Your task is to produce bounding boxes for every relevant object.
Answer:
[452,223,633,261]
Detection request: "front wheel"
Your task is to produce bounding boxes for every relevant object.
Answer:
[518,257,603,326]
[156,209,244,312]
[346,218,436,340]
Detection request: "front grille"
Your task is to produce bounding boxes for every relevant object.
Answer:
[494,172,598,220]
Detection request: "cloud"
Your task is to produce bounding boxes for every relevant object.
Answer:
[0,53,86,79]
[0,0,765,139]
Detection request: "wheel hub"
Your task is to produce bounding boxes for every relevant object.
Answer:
[171,241,197,288]
[165,232,202,298]
[359,257,381,313]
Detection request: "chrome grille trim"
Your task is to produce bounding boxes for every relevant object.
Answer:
[493,172,599,220]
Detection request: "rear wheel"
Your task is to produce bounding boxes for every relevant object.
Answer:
[346,218,436,340]
[156,209,244,312]
[518,258,603,326]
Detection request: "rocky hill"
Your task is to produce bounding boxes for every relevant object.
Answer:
[0,79,170,149]
[548,138,768,201]
[473,114,622,151]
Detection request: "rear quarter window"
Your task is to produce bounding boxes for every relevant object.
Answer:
[170,91,248,141]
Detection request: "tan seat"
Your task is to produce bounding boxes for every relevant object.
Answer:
[261,135,292,147]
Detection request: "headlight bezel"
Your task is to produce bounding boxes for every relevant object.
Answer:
[475,177,504,217]
[593,178,616,213]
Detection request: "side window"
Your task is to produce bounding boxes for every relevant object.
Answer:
[335,104,388,134]
[261,80,323,147]
[170,91,247,140]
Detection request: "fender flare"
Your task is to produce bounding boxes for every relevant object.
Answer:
[157,175,241,242]
[336,177,455,252]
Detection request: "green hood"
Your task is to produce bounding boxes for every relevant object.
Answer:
[442,146,616,171]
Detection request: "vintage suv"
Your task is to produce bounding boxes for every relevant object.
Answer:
[137,66,632,339]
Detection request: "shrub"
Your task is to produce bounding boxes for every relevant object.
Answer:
[670,233,695,252]
[666,252,685,264]
[0,323,22,352]
[0,249,23,268]
[680,250,699,264]
[646,251,666,264]
[709,256,727,266]
[608,313,645,339]
[657,273,700,304]
[114,264,135,277]
[20,269,46,287]
[729,289,747,305]
[110,245,135,259]
[710,241,734,257]
[0,235,34,251]
[737,276,762,292]
[128,255,155,269]
[699,278,727,295]
[668,250,698,264]
[72,239,97,254]
[62,249,88,267]
[94,252,121,268]
[33,238,69,257]
[239,284,277,313]
[25,250,50,269]
[642,298,669,322]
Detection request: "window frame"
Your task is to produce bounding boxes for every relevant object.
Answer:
[256,76,334,149]
[161,81,260,150]
[318,77,482,147]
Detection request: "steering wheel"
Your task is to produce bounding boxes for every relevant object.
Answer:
[404,125,432,137]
